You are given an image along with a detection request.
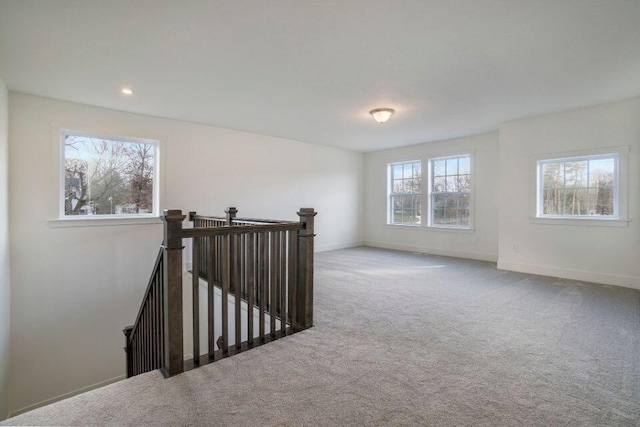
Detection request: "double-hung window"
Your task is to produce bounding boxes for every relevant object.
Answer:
[61,130,159,218]
[428,155,471,228]
[387,154,472,229]
[536,153,618,218]
[388,160,422,225]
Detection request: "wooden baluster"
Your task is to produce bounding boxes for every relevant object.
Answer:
[280,230,287,336]
[259,232,266,342]
[222,234,231,353]
[207,236,216,359]
[247,233,255,346]
[192,237,200,365]
[235,234,242,350]
[150,284,155,369]
[270,231,277,338]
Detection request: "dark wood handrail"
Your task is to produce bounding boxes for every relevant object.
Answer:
[191,213,298,225]
[129,247,163,332]
[182,222,303,238]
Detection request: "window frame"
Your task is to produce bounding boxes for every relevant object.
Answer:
[387,160,422,226]
[530,146,629,227]
[427,153,473,230]
[50,127,164,227]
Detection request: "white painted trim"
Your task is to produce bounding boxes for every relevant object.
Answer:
[383,224,476,234]
[8,375,125,418]
[364,241,497,262]
[49,216,162,228]
[315,241,363,252]
[497,260,640,290]
[528,217,629,227]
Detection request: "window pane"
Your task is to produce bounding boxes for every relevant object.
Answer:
[432,193,445,211]
[459,156,470,174]
[446,158,458,175]
[433,160,445,176]
[446,176,458,192]
[433,208,445,224]
[433,176,445,192]
[64,134,156,216]
[458,175,471,192]
[459,209,470,226]
[445,193,458,209]
[393,164,403,180]
[564,161,587,188]
[458,193,469,210]
[589,158,614,187]
[543,163,564,188]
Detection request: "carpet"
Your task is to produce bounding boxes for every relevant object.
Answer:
[2,247,639,426]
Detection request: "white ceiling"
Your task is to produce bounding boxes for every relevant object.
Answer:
[1,0,639,152]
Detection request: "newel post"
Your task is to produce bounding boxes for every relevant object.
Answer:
[162,209,186,378]
[225,207,238,225]
[297,208,317,330]
[123,326,133,378]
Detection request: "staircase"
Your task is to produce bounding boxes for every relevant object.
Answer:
[123,207,316,378]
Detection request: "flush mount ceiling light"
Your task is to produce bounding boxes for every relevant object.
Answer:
[121,87,134,95]
[370,107,395,124]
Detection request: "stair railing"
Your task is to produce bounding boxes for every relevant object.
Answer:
[124,207,316,378]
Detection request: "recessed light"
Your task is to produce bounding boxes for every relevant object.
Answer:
[121,88,134,95]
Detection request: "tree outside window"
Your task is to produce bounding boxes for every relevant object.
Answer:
[538,155,616,218]
[388,160,421,225]
[63,132,157,216]
[429,155,471,228]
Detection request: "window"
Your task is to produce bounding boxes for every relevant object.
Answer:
[388,160,421,225]
[537,153,617,218]
[429,154,471,228]
[62,131,159,217]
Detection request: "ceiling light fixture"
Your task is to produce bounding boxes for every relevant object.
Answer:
[121,87,134,95]
[370,107,395,124]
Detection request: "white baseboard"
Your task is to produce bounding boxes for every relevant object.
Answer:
[9,375,125,418]
[315,241,364,253]
[497,260,640,290]
[364,240,498,262]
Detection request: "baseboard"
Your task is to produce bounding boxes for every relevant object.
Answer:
[8,375,125,418]
[364,240,498,262]
[497,260,640,290]
[315,240,364,253]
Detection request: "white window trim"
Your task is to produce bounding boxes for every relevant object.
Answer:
[48,123,166,228]
[530,146,630,227]
[427,152,474,230]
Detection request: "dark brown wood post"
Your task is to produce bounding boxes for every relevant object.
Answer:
[123,326,133,378]
[161,209,186,378]
[296,208,317,330]
[225,207,237,225]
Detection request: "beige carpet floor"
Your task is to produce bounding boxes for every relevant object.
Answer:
[2,247,639,426]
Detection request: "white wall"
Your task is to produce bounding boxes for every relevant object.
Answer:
[7,93,363,415]
[498,98,640,289]
[364,132,499,262]
[0,75,10,420]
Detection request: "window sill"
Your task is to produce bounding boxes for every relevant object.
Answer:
[49,216,162,228]
[384,224,475,233]
[529,217,630,228]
